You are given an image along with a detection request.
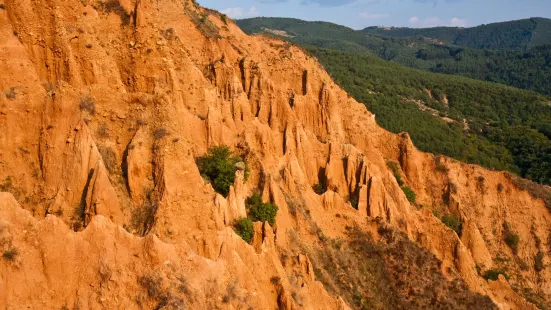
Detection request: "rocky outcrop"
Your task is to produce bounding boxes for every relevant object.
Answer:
[0,0,550,308]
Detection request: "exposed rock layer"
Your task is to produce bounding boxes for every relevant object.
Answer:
[0,0,550,309]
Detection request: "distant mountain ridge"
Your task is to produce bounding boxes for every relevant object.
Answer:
[362,17,551,50]
[237,17,551,186]
[237,17,551,96]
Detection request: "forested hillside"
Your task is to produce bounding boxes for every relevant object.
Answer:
[362,17,551,50]
[306,47,551,185]
[237,18,551,96]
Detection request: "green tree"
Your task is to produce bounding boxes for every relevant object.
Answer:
[234,218,254,243]
[247,194,279,226]
[197,146,242,197]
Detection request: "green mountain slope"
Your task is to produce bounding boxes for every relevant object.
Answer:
[310,46,551,185]
[362,17,551,50]
[237,17,551,96]
[236,17,405,54]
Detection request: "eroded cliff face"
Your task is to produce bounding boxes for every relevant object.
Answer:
[0,0,550,309]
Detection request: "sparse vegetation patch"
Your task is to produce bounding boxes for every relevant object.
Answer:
[535,251,544,272]
[503,222,520,255]
[131,191,159,236]
[2,247,18,261]
[139,272,163,298]
[435,156,448,172]
[387,161,403,186]
[79,96,96,115]
[185,7,221,39]
[303,224,496,309]
[312,183,326,195]
[0,176,13,192]
[98,146,117,174]
[483,269,509,281]
[510,174,551,210]
[5,87,16,99]
[401,186,416,203]
[153,128,169,140]
[441,213,462,236]
[234,218,253,243]
[98,0,131,27]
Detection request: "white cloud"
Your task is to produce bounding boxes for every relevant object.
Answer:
[450,17,467,27]
[409,16,420,24]
[409,16,467,27]
[359,12,390,20]
[221,6,260,19]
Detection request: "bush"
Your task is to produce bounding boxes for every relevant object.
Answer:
[97,123,109,138]
[98,146,117,174]
[535,251,544,272]
[163,28,176,40]
[505,233,520,254]
[197,146,242,197]
[483,269,509,281]
[313,183,326,195]
[511,175,551,210]
[387,161,403,186]
[0,176,12,192]
[248,194,278,226]
[5,87,16,99]
[401,186,416,203]
[503,223,520,254]
[234,218,253,243]
[2,247,18,261]
[441,214,462,236]
[476,176,486,192]
[435,157,448,172]
[349,196,359,210]
[138,273,163,298]
[153,128,169,140]
[436,163,448,173]
[449,182,457,194]
[79,96,96,115]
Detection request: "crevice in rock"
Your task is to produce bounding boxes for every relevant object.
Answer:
[343,156,349,184]
[73,168,95,231]
[282,125,288,156]
[353,159,365,195]
[317,167,327,191]
[239,58,247,94]
[37,127,46,180]
[288,91,295,108]
[132,0,140,28]
[140,135,166,235]
[121,141,132,196]
[318,84,325,105]
[302,70,308,96]
[366,177,374,217]
[132,189,159,236]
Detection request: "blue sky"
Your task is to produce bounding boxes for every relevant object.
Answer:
[197,0,551,29]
